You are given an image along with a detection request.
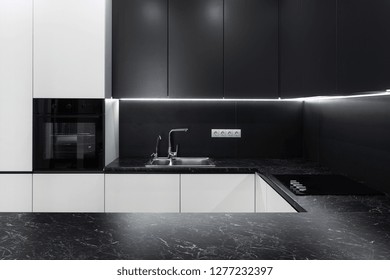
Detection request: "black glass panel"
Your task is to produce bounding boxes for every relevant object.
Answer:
[33,99,104,172]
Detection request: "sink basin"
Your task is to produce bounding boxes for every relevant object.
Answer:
[171,157,214,166]
[145,157,215,168]
[147,158,171,166]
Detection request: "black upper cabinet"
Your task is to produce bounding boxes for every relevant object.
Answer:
[112,0,390,99]
[224,0,278,99]
[112,0,167,98]
[169,0,223,98]
[279,0,337,98]
[338,0,390,94]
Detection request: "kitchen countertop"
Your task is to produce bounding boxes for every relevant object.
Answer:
[1,158,390,260]
[1,212,390,260]
[104,158,333,174]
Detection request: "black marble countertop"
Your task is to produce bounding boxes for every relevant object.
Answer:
[1,158,390,260]
[1,211,390,260]
[104,157,332,174]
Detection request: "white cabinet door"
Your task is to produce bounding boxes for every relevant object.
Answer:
[0,0,32,171]
[0,174,32,212]
[33,174,104,212]
[33,0,111,98]
[255,174,267,212]
[181,174,255,213]
[266,184,297,213]
[105,174,180,212]
[256,174,296,213]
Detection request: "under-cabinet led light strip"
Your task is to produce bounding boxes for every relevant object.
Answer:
[302,91,390,101]
[119,91,390,102]
[119,98,297,102]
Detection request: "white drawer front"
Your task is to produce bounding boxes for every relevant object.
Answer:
[181,174,255,213]
[33,174,104,212]
[0,174,32,212]
[105,174,180,213]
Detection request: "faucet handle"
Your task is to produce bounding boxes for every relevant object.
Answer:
[169,145,179,158]
[175,145,179,156]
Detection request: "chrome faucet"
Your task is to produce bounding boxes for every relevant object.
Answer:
[168,128,188,158]
[151,135,162,159]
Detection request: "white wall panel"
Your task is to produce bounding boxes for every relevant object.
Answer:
[105,99,119,165]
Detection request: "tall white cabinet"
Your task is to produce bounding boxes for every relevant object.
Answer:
[0,0,33,172]
[33,0,111,98]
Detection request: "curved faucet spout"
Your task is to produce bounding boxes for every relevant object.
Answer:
[168,128,189,158]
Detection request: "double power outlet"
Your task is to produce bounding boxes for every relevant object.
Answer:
[211,129,241,138]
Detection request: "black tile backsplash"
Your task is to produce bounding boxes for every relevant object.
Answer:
[235,102,303,158]
[304,95,390,194]
[119,101,303,158]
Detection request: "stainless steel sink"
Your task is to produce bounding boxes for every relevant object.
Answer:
[147,158,171,166]
[145,157,215,168]
[171,157,214,166]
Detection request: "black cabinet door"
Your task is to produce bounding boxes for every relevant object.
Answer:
[169,0,223,98]
[224,0,278,99]
[279,0,337,98]
[112,0,168,98]
[338,0,390,94]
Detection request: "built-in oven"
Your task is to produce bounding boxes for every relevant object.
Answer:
[33,99,104,172]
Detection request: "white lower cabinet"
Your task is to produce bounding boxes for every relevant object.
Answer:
[33,174,104,212]
[27,173,296,213]
[181,174,255,213]
[256,174,296,213]
[0,174,32,212]
[105,174,180,212]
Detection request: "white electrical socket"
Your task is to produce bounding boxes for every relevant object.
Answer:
[211,129,241,138]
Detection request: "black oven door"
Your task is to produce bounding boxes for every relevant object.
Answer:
[33,100,104,172]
